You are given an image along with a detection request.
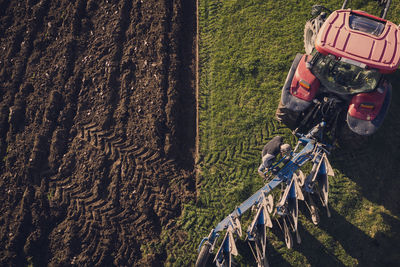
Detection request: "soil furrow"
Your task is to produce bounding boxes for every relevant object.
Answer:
[0,0,196,265]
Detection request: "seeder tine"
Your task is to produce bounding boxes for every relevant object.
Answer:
[283,218,293,249]
[277,178,294,209]
[214,226,238,267]
[294,175,305,201]
[323,153,335,177]
[248,201,273,238]
[317,156,331,217]
[247,203,270,267]
[230,216,242,237]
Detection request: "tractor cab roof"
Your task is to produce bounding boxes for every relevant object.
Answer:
[315,9,400,73]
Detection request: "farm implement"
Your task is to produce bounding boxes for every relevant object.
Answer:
[195,122,334,267]
[195,0,400,265]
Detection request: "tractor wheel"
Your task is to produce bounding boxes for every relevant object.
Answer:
[195,241,212,267]
[275,100,301,130]
[304,18,325,54]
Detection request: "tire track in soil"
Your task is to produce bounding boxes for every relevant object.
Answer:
[0,0,195,266]
[45,1,127,265]
[0,0,51,172]
[72,2,195,264]
[23,2,90,262]
[2,1,90,266]
[0,2,56,265]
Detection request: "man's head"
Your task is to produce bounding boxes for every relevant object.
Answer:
[280,143,292,156]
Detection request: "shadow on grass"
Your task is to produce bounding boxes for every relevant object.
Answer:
[317,208,384,266]
[332,72,400,214]
[236,236,292,267]
[295,222,346,267]
[326,72,400,265]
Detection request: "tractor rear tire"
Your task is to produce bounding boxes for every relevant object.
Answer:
[304,18,325,54]
[275,100,301,130]
[195,241,212,267]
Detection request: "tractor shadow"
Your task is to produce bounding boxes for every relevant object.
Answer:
[327,71,400,265]
[331,72,400,215]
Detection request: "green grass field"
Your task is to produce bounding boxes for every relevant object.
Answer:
[166,0,400,266]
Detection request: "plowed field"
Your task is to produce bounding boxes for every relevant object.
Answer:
[0,0,195,265]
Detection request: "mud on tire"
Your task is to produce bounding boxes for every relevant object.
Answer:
[304,18,325,55]
[275,100,301,130]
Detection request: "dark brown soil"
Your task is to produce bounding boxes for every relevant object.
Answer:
[0,0,196,266]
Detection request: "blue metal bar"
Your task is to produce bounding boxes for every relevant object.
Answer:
[214,177,282,232]
[201,123,331,249]
[214,140,317,233]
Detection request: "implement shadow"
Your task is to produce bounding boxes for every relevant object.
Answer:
[266,220,343,266]
[316,208,393,266]
[295,221,346,267]
[236,236,292,267]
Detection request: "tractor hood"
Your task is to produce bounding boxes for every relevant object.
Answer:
[315,9,400,73]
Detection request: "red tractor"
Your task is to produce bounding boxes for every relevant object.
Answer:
[276,0,400,140]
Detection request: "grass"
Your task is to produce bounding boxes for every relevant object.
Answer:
[165,0,400,266]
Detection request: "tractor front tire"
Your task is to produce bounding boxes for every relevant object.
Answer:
[304,18,325,54]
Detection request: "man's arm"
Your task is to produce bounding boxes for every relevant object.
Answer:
[258,154,275,178]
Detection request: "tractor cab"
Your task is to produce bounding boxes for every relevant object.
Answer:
[315,9,400,74]
[309,51,382,96]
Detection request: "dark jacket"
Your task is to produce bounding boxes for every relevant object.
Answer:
[258,136,283,176]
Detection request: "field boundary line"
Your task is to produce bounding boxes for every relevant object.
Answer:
[195,0,200,189]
